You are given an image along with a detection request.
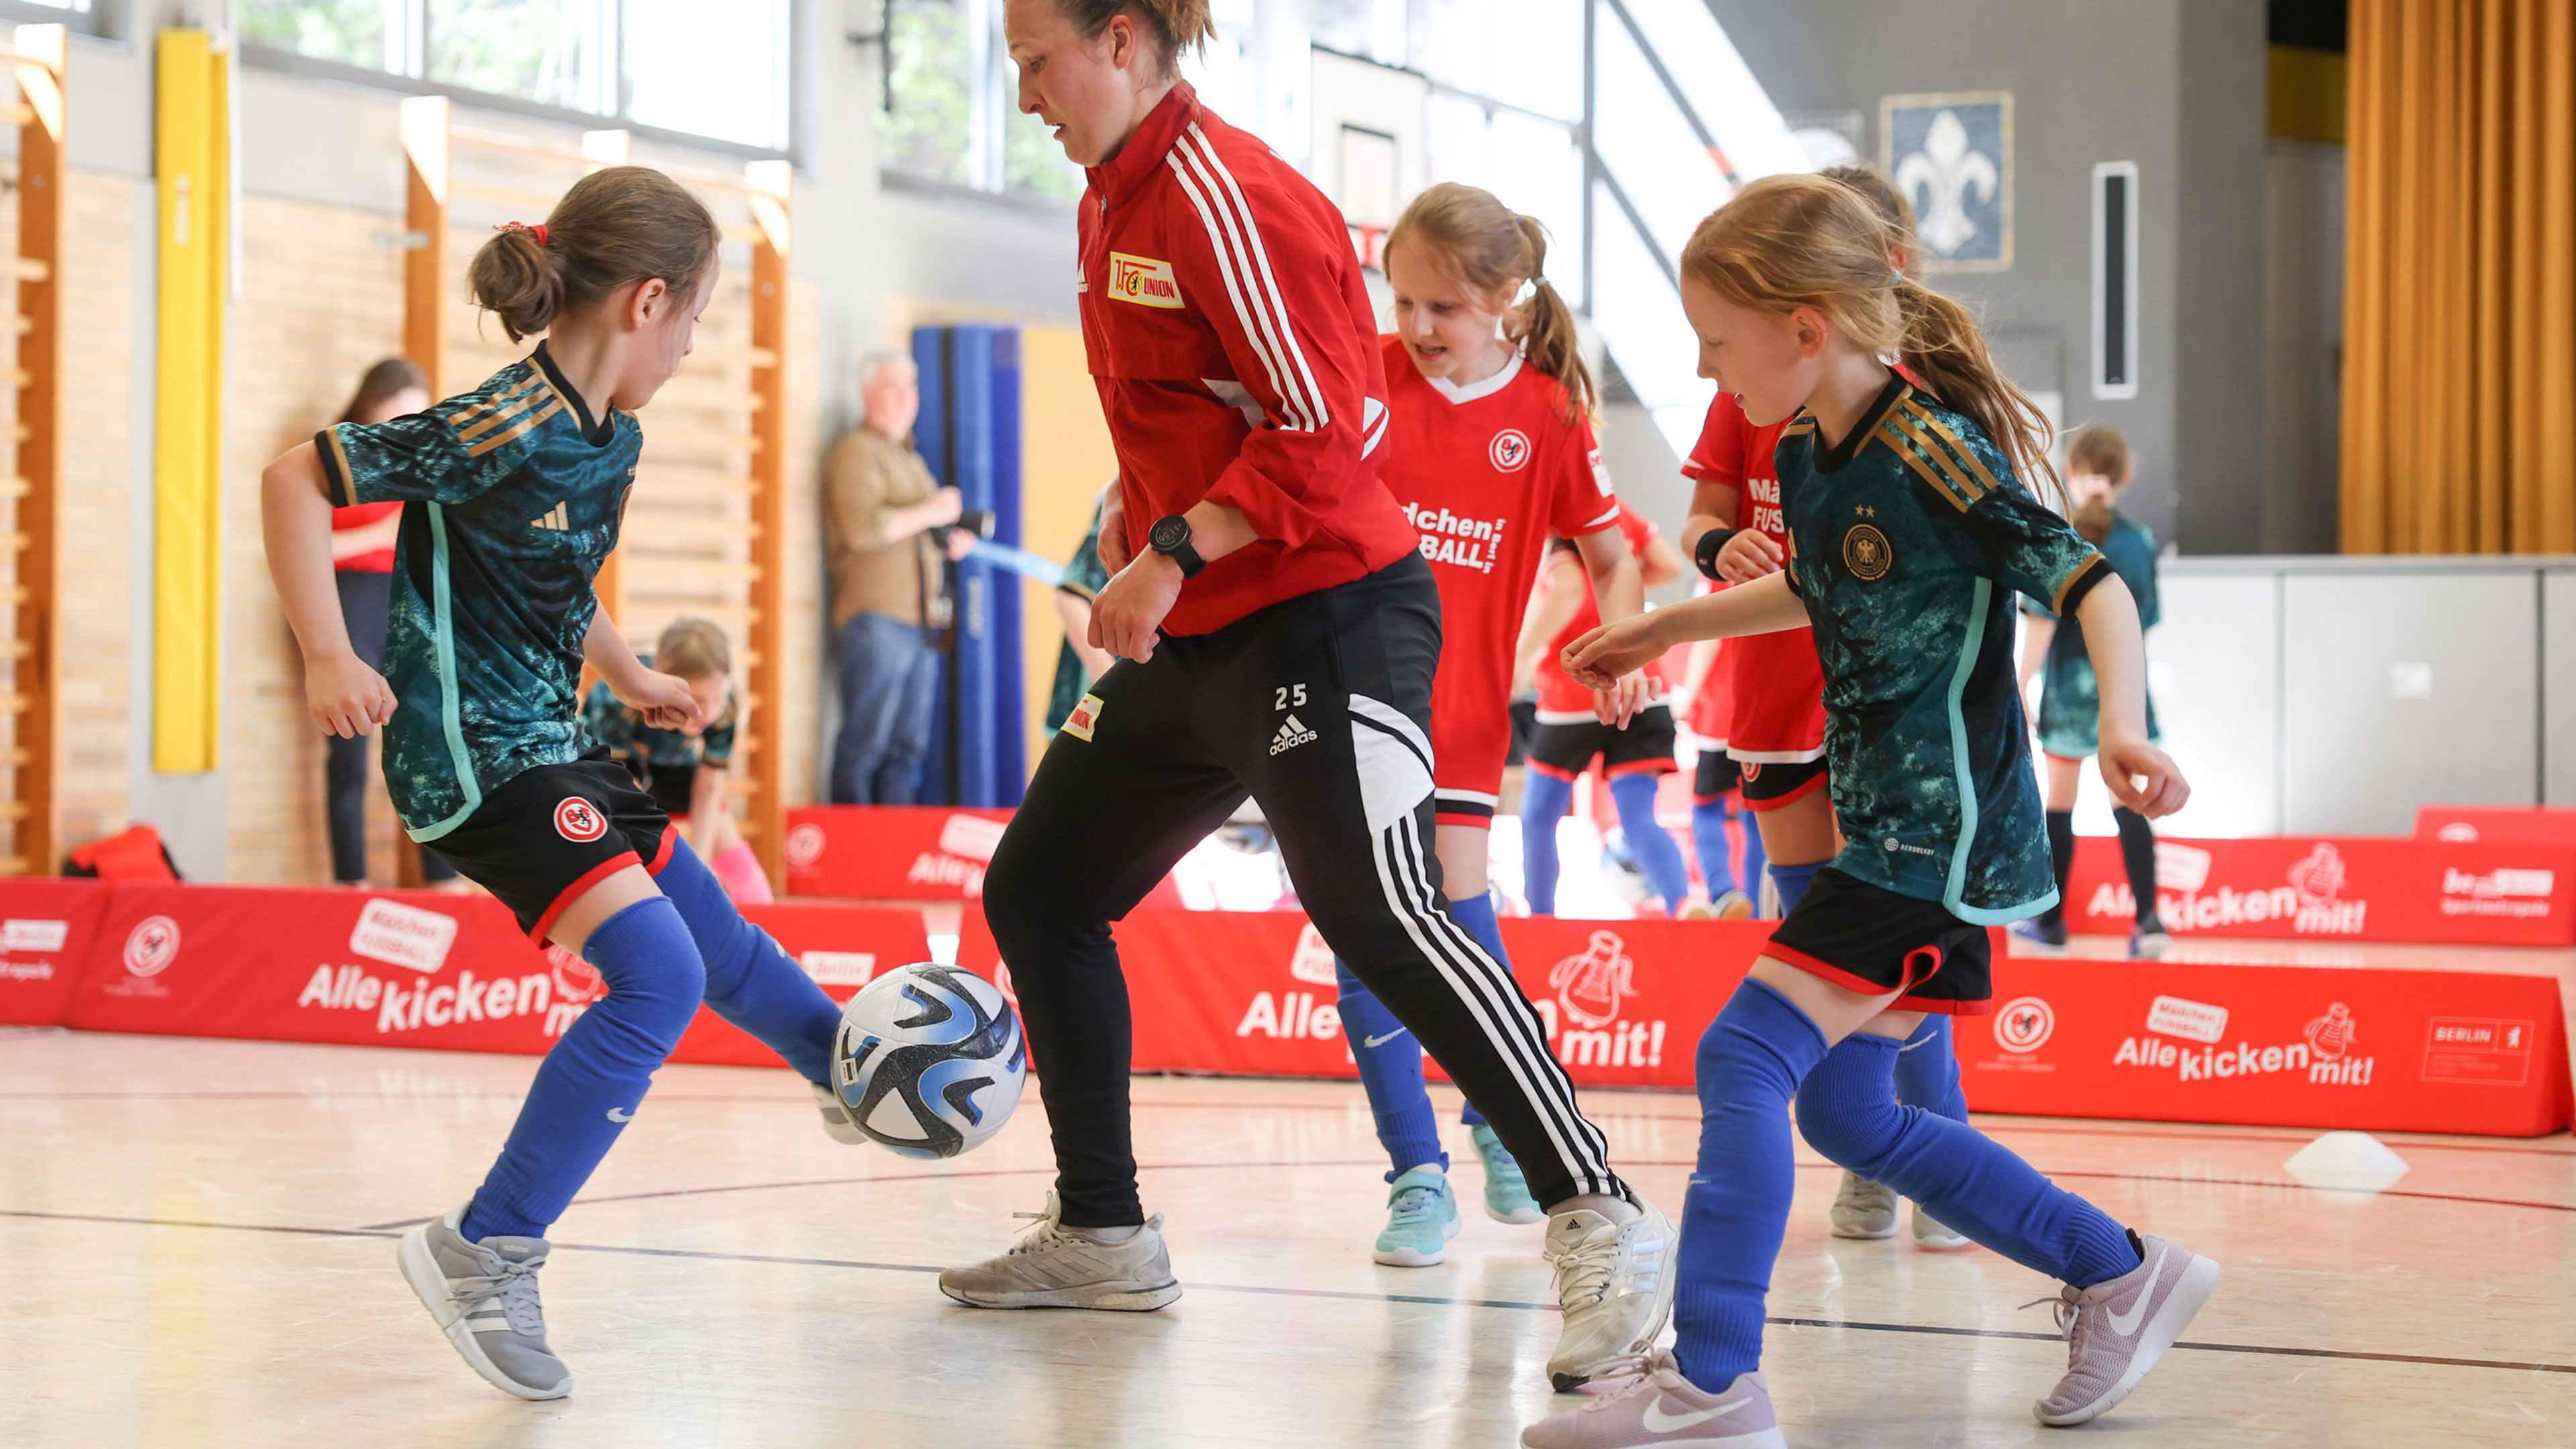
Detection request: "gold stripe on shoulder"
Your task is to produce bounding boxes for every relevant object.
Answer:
[1904,403,2008,498]
[447,372,545,434]
[1781,417,1817,437]
[455,388,548,445]
[1886,411,1982,506]
[1888,439,1974,513]
[464,396,565,458]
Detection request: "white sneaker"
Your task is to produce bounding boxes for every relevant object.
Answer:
[1521,1352,1786,1448]
[1911,1202,1970,1249]
[1829,1171,1898,1239]
[396,1202,571,1399]
[811,1081,865,1145]
[937,1190,1183,1311]
[2033,1233,2222,1426]
[1543,1193,1678,1391]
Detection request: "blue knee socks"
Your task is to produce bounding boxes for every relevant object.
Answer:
[656,836,841,1084]
[1440,893,1501,1130]
[1892,1014,1968,1123]
[1519,771,1574,916]
[1673,978,1828,1391]
[1739,815,1767,904]
[464,896,706,1241]
[1334,957,1447,1177]
[1794,1032,2139,1287]
[1767,859,1821,917]
[1610,773,1690,916]
[1690,798,1738,899]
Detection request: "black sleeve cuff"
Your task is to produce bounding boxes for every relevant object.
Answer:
[1694,527,1739,581]
[1783,565,1804,598]
[314,428,356,508]
[2053,554,2114,617]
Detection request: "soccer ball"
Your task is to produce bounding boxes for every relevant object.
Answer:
[830,963,1026,1159]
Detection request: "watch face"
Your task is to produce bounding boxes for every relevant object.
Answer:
[1150,515,1189,551]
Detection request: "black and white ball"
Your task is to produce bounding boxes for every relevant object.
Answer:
[830,963,1026,1159]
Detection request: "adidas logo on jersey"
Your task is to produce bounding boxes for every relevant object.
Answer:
[1269,713,1319,756]
[531,502,570,531]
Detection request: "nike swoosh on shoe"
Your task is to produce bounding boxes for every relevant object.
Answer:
[2103,1243,2169,1337]
[1641,1397,1749,1432]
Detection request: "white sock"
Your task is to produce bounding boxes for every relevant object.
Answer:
[1402,1161,1446,1179]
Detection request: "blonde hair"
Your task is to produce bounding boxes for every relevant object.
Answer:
[1055,0,1214,73]
[1817,161,1919,261]
[2065,422,2133,481]
[466,166,721,343]
[1385,182,1595,422]
[654,616,732,681]
[1680,174,2057,500]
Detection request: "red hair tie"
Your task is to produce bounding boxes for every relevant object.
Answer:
[498,221,549,248]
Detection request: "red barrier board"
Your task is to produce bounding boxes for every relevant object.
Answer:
[0,878,112,1026]
[2063,835,2576,947]
[58,883,925,1070]
[2414,805,2576,847]
[782,805,1012,900]
[961,907,1767,1091]
[1957,957,2573,1136]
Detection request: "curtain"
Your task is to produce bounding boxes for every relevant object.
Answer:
[2342,0,2575,553]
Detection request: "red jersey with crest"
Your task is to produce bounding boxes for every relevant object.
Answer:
[1376,336,1620,822]
[1684,598,1735,744]
[1077,83,1415,636]
[1684,391,1827,763]
[1536,503,1668,720]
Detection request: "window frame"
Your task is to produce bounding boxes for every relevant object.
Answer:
[238,0,798,163]
[0,0,109,36]
[875,0,1081,210]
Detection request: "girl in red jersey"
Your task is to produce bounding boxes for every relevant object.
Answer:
[959,1,1676,1392]
[1677,163,1972,1252]
[1678,634,1762,917]
[1330,182,1648,1265]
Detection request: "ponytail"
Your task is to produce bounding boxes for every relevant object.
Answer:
[466,165,720,343]
[1891,274,2059,502]
[1387,184,1597,423]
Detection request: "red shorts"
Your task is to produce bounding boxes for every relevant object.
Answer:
[1726,626,1827,764]
[1433,707,1510,826]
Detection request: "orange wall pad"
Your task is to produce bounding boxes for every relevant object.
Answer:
[2060,836,2576,947]
[3,881,927,1069]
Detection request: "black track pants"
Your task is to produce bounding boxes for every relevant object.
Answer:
[983,556,1619,1227]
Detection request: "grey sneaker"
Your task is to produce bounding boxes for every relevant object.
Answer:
[2033,1233,2222,1426]
[811,1081,865,1145]
[1520,1351,1786,1448]
[396,1201,570,1399]
[1911,1202,1970,1249]
[1543,1193,1677,1392]
[938,1190,1183,1311]
[1829,1171,1898,1239]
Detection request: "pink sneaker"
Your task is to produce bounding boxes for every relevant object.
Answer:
[1521,1351,1786,1448]
[2033,1233,2221,1426]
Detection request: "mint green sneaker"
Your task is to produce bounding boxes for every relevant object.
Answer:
[1372,1167,1462,1266]
[1470,1123,1545,1224]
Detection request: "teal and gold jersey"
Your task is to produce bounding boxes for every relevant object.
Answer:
[582,653,737,771]
[317,345,641,839]
[2029,511,2161,759]
[1776,380,2108,922]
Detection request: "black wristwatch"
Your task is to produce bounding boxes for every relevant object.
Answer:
[1148,513,1206,579]
[1693,527,1741,582]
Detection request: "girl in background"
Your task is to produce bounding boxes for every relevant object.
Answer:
[2015,423,2174,958]
[1334,181,1646,1265]
[582,616,772,904]
[1540,175,2216,1446]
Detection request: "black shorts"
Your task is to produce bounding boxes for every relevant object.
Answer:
[1528,704,1678,780]
[1693,748,1741,801]
[1738,757,1829,810]
[632,760,698,818]
[1764,867,1993,1015]
[428,754,676,941]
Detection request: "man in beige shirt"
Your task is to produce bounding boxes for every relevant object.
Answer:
[826,351,973,804]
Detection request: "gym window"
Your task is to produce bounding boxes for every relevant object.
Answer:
[877,0,1083,203]
[239,0,794,156]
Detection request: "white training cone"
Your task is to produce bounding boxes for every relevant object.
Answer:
[2282,1130,2411,1193]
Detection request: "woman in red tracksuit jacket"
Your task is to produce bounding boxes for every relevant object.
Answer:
[943,0,1674,1394]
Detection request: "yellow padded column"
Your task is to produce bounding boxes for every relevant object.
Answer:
[152,30,226,772]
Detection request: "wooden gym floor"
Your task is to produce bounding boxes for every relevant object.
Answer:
[2,1026,2570,1448]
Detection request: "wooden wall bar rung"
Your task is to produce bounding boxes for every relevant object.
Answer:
[744,159,790,889]
[7,22,65,874]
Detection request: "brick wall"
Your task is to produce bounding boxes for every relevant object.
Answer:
[58,174,139,853]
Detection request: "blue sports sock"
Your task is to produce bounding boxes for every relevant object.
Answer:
[1519,770,1574,916]
[1795,1032,2140,1288]
[1739,808,1768,906]
[1672,978,1830,1391]
[1768,859,1821,916]
[463,896,706,1241]
[1442,892,1508,1130]
[1690,800,1738,899]
[1611,773,1691,916]
[656,835,841,1083]
[1892,1014,1969,1122]
[1333,957,1448,1177]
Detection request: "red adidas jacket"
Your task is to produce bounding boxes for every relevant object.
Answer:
[1079,84,1416,635]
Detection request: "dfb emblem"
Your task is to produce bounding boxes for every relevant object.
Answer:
[1993,996,2053,1052]
[554,797,608,843]
[1489,429,1532,472]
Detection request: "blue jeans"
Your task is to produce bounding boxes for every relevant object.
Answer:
[830,612,941,805]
